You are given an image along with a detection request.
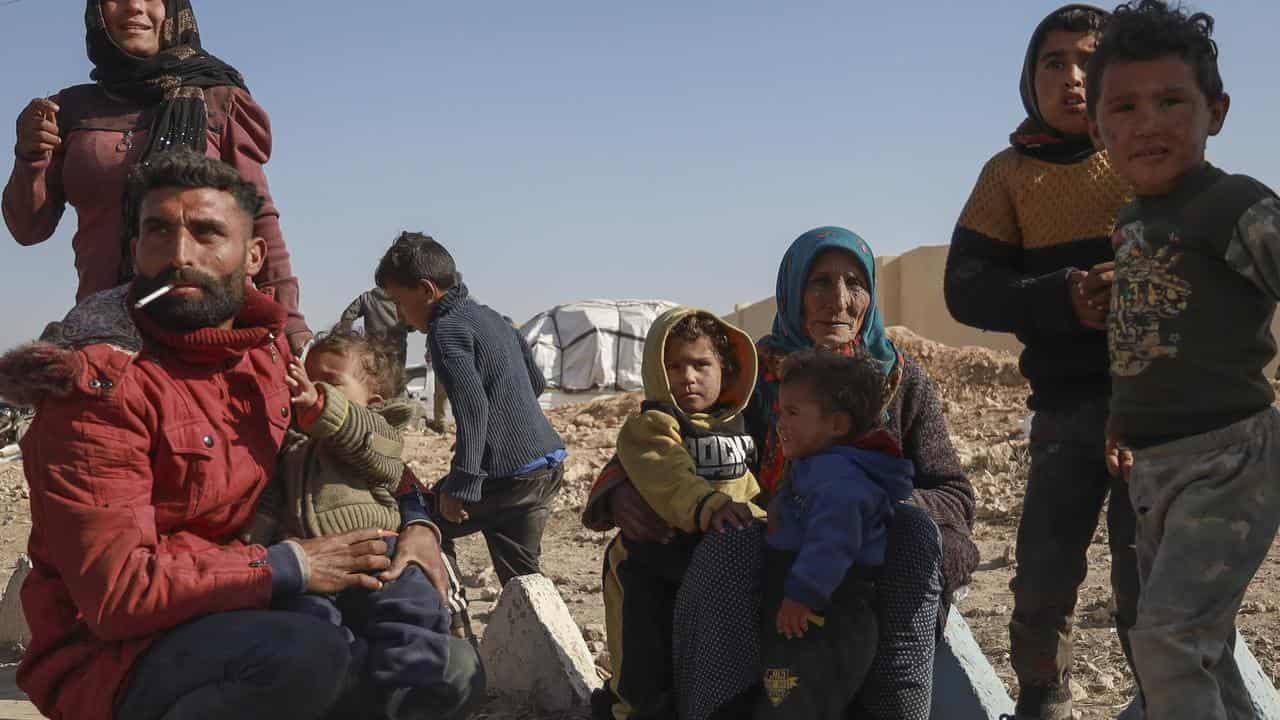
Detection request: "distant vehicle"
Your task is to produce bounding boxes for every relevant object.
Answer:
[0,402,32,448]
[402,364,444,432]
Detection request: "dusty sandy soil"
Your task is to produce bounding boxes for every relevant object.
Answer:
[1,326,1275,719]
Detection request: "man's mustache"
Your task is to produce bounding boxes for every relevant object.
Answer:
[135,267,220,294]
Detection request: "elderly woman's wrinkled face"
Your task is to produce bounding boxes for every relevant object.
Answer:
[102,0,167,58]
[802,249,871,350]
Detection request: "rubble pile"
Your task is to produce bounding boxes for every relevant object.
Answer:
[884,327,1025,393]
[544,394,641,513]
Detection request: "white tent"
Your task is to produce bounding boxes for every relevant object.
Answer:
[520,300,679,392]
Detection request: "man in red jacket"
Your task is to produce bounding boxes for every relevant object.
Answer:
[1,151,478,720]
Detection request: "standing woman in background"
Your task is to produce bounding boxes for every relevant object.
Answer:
[4,0,311,351]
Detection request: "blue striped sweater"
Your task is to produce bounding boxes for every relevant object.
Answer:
[428,284,563,502]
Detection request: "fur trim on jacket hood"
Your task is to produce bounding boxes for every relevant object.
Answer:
[0,342,84,408]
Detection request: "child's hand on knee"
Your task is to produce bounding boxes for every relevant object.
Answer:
[776,597,816,639]
[708,501,754,533]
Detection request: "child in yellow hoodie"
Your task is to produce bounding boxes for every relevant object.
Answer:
[594,308,765,720]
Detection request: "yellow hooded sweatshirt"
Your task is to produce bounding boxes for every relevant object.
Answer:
[616,306,765,534]
[600,308,764,720]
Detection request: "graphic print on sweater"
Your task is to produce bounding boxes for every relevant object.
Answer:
[684,434,756,482]
[1110,222,1193,377]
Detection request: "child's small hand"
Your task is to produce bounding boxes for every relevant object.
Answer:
[776,598,816,639]
[1103,415,1133,482]
[284,361,320,412]
[1082,261,1115,312]
[1068,270,1108,330]
[1104,432,1133,483]
[438,492,470,524]
[708,501,754,533]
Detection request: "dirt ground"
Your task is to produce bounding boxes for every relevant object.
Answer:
[0,326,1276,719]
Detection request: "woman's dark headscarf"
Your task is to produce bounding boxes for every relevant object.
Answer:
[1011,4,1109,162]
[85,0,247,280]
[87,0,246,160]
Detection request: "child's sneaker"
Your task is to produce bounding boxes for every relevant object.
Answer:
[449,607,478,649]
[590,686,619,720]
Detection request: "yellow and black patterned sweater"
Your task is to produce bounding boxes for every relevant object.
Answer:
[945,145,1131,410]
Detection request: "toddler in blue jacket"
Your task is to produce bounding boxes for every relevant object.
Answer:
[757,348,914,719]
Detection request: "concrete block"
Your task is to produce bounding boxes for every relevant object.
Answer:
[930,609,1015,720]
[1237,635,1280,720]
[478,574,602,711]
[1116,634,1280,720]
[0,556,31,653]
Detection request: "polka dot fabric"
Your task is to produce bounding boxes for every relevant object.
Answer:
[672,504,943,720]
[672,524,765,720]
[852,503,942,720]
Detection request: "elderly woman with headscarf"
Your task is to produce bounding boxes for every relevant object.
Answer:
[585,227,980,719]
[4,0,311,352]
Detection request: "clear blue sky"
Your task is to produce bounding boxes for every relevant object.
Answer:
[2,1,1277,355]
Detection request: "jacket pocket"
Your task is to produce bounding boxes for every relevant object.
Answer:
[266,388,293,429]
[157,420,221,519]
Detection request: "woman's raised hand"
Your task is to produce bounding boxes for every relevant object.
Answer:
[15,98,60,161]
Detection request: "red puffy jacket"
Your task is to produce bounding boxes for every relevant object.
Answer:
[4,289,293,720]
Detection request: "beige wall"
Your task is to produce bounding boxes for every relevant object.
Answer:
[729,296,781,342]
[728,244,1022,355]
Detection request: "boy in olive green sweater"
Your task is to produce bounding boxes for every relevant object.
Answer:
[594,308,765,720]
[245,329,416,543]
[244,330,470,719]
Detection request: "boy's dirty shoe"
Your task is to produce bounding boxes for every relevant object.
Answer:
[1010,680,1073,720]
[590,687,618,720]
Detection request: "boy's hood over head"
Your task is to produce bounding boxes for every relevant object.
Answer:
[641,307,757,422]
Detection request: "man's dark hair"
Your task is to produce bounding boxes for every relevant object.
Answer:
[310,327,405,399]
[666,313,738,383]
[375,232,459,291]
[1086,0,1222,116]
[779,348,885,440]
[126,149,264,232]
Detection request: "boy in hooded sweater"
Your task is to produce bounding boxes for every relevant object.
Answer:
[596,309,765,720]
[944,5,1138,717]
[243,330,470,717]
[755,349,913,719]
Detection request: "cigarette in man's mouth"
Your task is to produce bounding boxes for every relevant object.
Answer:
[134,285,174,309]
